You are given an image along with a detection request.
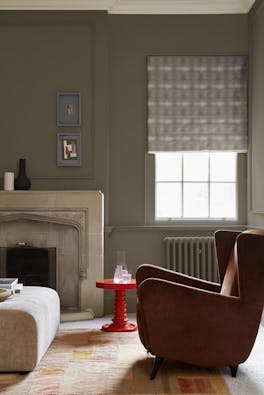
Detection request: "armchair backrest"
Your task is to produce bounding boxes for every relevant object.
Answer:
[237,230,264,306]
[215,229,264,307]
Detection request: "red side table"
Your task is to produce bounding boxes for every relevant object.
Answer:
[96,279,137,332]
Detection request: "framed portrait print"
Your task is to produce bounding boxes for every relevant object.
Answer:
[57,92,81,126]
[57,132,82,166]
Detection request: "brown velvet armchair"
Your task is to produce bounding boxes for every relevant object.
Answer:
[136,230,264,379]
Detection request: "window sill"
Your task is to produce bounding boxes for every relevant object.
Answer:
[105,223,247,234]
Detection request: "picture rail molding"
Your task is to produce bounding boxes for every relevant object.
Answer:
[0,0,255,14]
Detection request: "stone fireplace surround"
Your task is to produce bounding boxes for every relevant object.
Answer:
[0,190,104,321]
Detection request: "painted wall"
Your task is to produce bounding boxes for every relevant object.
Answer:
[108,14,248,226]
[0,11,109,218]
[248,0,264,228]
[0,11,248,313]
[107,14,248,312]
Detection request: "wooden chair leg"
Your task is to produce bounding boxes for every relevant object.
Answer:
[150,356,164,380]
[230,365,238,377]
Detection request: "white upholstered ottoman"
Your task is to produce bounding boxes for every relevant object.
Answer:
[0,286,60,372]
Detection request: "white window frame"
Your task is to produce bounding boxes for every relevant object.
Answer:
[145,152,247,226]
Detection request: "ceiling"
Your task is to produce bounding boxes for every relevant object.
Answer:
[0,0,256,14]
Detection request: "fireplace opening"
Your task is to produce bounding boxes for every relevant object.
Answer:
[0,246,56,289]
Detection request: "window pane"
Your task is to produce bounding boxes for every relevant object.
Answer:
[210,183,236,218]
[156,183,182,218]
[154,152,238,221]
[156,153,182,181]
[210,153,237,182]
[183,153,209,182]
[183,183,208,218]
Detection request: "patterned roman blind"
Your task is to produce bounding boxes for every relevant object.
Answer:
[147,56,248,152]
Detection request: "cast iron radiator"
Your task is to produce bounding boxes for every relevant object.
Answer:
[164,236,219,282]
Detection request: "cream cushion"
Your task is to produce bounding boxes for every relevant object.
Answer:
[0,286,60,372]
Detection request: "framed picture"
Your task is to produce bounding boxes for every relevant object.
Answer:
[57,132,82,166]
[57,92,81,126]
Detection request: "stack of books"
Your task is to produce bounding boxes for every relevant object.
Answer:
[0,278,23,293]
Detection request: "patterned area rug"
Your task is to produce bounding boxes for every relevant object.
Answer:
[0,329,231,395]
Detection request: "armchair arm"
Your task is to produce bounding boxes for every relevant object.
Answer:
[136,264,221,293]
[137,278,256,366]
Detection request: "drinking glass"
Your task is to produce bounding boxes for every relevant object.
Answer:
[122,270,132,283]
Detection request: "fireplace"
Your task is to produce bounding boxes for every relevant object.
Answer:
[0,246,56,289]
[0,191,104,321]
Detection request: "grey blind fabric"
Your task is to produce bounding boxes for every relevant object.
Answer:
[147,56,248,152]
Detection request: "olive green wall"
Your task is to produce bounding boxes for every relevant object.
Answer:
[0,11,109,220]
[0,11,248,313]
[108,14,248,226]
[107,14,248,312]
[248,0,264,227]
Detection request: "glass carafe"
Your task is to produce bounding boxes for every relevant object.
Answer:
[113,250,127,283]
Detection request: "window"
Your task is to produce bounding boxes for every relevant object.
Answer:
[155,152,237,220]
[146,56,247,224]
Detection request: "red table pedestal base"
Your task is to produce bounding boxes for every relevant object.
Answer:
[102,289,137,332]
[102,322,137,332]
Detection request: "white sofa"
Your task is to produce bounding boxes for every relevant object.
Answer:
[0,286,60,372]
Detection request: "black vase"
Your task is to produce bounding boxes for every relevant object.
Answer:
[14,158,31,190]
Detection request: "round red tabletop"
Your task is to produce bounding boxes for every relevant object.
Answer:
[96,279,136,291]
